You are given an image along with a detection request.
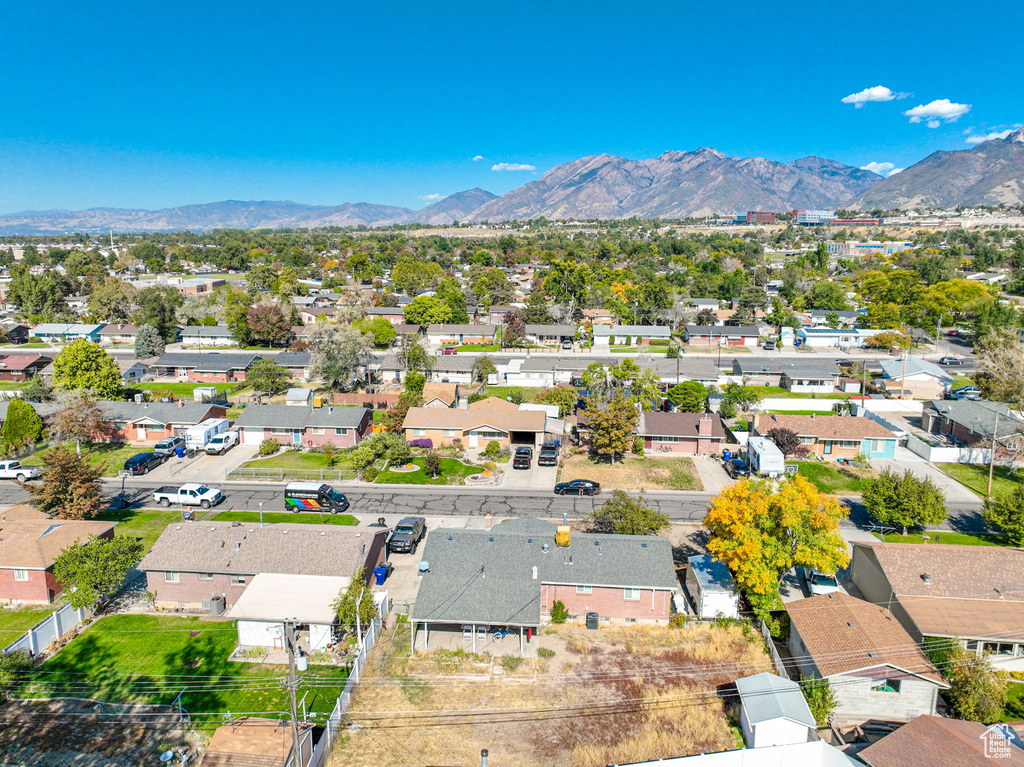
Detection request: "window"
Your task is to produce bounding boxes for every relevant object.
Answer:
[230,575,246,586]
[576,585,593,594]
[870,679,901,694]
[164,571,180,583]
[413,429,426,436]
[623,588,641,600]
[837,440,860,449]
[13,569,28,581]
[870,439,887,453]
[655,436,679,443]
[198,573,213,581]
[442,429,456,437]
[966,640,981,654]
[270,428,290,435]
[799,436,815,445]
[113,421,127,429]
[335,428,349,436]
[984,642,1015,656]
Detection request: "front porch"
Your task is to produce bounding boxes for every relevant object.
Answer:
[411,622,540,658]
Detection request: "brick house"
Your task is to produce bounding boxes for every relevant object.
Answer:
[0,353,51,382]
[138,521,388,611]
[99,400,228,442]
[233,404,372,447]
[787,593,948,725]
[0,508,116,605]
[151,352,261,382]
[684,325,761,347]
[921,398,1024,448]
[636,412,725,456]
[363,306,406,325]
[402,397,546,450]
[275,352,312,382]
[752,413,898,459]
[411,519,677,655]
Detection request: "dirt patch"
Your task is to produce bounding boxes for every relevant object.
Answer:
[0,698,200,767]
[560,455,703,491]
[333,621,770,767]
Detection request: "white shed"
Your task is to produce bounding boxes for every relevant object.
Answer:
[685,555,740,619]
[228,573,350,651]
[736,672,816,748]
[285,388,313,407]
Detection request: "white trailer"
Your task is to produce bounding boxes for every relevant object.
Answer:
[184,418,230,450]
[685,555,740,619]
[748,436,786,478]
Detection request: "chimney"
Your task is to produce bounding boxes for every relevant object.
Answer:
[751,412,759,431]
[698,414,712,436]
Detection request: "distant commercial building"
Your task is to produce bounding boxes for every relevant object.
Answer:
[745,211,777,224]
[826,240,913,258]
[793,210,835,225]
[832,217,883,225]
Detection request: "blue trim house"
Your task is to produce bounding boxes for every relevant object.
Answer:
[753,413,898,460]
[31,323,103,343]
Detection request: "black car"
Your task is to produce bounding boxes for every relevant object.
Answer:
[725,457,749,479]
[123,452,164,476]
[554,479,600,496]
[938,356,964,366]
[538,447,559,466]
[388,516,427,554]
[513,447,533,470]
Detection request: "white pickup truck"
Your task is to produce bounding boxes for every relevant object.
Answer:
[152,483,225,509]
[0,460,41,481]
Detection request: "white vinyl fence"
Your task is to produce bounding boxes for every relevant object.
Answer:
[3,602,92,657]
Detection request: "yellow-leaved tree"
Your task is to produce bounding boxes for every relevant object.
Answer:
[703,476,849,626]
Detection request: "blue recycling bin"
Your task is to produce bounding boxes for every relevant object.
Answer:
[175,446,185,458]
[723,449,731,462]
[373,566,389,585]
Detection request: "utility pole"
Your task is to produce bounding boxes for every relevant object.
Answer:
[285,620,301,766]
[900,347,910,401]
[989,412,1001,498]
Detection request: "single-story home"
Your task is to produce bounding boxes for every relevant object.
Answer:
[594,324,672,347]
[524,324,576,345]
[851,541,1024,671]
[878,357,954,400]
[375,353,476,385]
[179,325,239,348]
[402,397,547,449]
[857,715,1024,767]
[796,327,884,349]
[0,508,116,604]
[98,323,139,346]
[684,325,760,347]
[735,673,816,748]
[0,353,51,382]
[138,521,388,612]
[31,323,103,343]
[298,307,342,325]
[752,413,898,459]
[683,298,720,310]
[581,308,614,325]
[151,352,262,383]
[806,310,860,328]
[635,412,725,456]
[274,352,312,382]
[921,398,1024,448]
[2,325,31,345]
[100,400,229,442]
[730,358,840,391]
[228,573,349,651]
[426,324,497,345]
[117,358,150,383]
[411,518,677,655]
[233,404,372,447]
[787,592,948,725]
[652,357,723,386]
[364,306,406,324]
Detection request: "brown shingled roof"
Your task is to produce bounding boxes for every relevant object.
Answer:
[786,593,946,684]
[402,405,545,433]
[755,414,896,440]
[858,715,1024,766]
[0,519,117,569]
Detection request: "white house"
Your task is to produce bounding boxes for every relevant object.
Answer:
[684,325,760,347]
[228,573,348,651]
[878,357,954,400]
[796,327,884,349]
[736,673,816,748]
[593,324,672,348]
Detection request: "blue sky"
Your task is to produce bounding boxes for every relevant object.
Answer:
[1,0,1021,214]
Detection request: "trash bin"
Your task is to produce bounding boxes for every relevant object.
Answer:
[586,612,599,630]
[373,566,389,585]
[175,446,185,458]
[723,449,731,462]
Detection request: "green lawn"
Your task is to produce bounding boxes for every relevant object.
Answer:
[213,510,358,526]
[22,442,147,478]
[999,682,1024,722]
[135,382,236,397]
[940,463,1018,498]
[23,614,349,729]
[793,461,872,493]
[0,603,60,637]
[94,508,192,554]
[881,531,1010,547]
[2,342,50,348]
[455,344,499,352]
[950,374,974,389]
[755,386,847,400]
[376,457,480,485]
[242,450,354,472]
[475,386,538,403]
[373,409,387,423]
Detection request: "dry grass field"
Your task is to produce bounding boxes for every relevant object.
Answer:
[331,620,770,767]
[559,454,703,491]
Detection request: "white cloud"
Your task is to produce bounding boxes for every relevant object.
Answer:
[860,161,904,177]
[472,155,484,162]
[491,162,536,172]
[841,85,908,108]
[903,99,971,127]
[965,127,1021,144]
[418,193,443,201]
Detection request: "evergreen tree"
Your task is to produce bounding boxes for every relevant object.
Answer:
[133,324,165,358]
[0,399,42,450]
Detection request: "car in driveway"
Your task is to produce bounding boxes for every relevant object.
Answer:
[725,457,749,479]
[437,347,458,356]
[153,436,185,457]
[554,479,600,496]
[538,443,559,466]
[512,446,533,469]
[388,516,427,554]
[938,356,964,366]
[947,385,982,400]
[123,452,165,476]
[0,460,41,481]
[806,570,842,596]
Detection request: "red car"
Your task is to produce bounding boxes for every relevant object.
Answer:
[437,347,458,355]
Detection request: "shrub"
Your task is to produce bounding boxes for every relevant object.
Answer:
[388,441,413,466]
[631,436,644,455]
[495,447,512,463]
[482,440,502,459]
[361,466,380,482]
[258,438,281,456]
[550,600,569,624]
[423,452,443,478]
[800,677,838,727]
[407,438,433,450]
[718,399,737,419]
[537,647,556,659]
[500,655,523,672]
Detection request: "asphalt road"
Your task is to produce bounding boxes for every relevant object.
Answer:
[0,480,985,529]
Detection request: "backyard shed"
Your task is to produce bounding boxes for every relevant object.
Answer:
[685,555,740,619]
[736,672,816,748]
[227,573,349,651]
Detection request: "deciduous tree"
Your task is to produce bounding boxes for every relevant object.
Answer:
[862,469,947,532]
[537,385,578,417]
[982,486,1024,545]
[589,490,669,535]
[133,285,183,342]
[52,340,124,399]
[246,303,292,346]
[20,444,106,519]
[927,638,1008,722]
[247,359,292,395]
[667,381,707,412]
[331,568,377,632]
[53,535,144,609]
[51,394,114,454]
[585,393,638,465]
[309,324,373,391]
[503,308,526,347]
[403,295,453,326]
[473,355,497,383]
[88,277,136,322]
[765,427,801,457]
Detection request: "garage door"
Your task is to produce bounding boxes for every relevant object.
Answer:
[242,428,264,445]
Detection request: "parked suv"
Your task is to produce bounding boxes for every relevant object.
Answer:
[725,457,749,479]
[388,517,427,554]
[123,452,165,476]
[513,446,533,470]
[153,436,185,457]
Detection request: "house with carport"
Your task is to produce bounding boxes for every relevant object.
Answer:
[524,324,576,345]
[151,352,261,382]
[426,323,497,345]
[594,324,672,348]
[179,325,239,347]
[878,357,953,400]
[684,325,760,347]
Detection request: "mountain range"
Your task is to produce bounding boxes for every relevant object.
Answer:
[1,130,1022,234]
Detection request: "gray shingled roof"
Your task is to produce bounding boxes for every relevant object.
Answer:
[275,352,311,367]
[152,352,261,370]
[180,326,235,338]
[99,400,222,426]
[685,325,760,336]
[233,405,312,429]
[879,356,953,382]
[923,399,1024,439]
[733,357,839,377]
[306,407,369,429]
[525,324,576,336]
[139,522,386,577]
[412,520,676,626]
[735,673,816,728]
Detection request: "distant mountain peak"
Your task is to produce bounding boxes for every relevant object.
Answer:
[1009,126,1024,143]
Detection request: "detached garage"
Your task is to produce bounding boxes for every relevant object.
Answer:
[228,573,349,651]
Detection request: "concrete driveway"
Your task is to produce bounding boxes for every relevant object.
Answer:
[691,454,733,494]
[870,447,981,504]
[146,443,260,484]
